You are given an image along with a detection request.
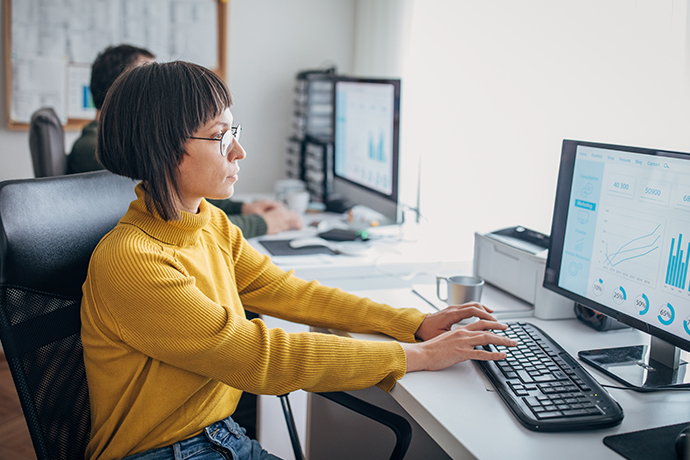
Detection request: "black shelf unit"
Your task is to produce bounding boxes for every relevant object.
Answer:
[287,68,336,203]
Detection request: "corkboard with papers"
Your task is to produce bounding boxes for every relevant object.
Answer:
[5,0,227,131]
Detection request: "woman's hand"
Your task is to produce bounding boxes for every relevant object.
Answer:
[414,302,499,341]
[261,207,303,234]
[401,324,516,372]
[241,199,283,215]
[401,302,516,372]
[241,200,303,233]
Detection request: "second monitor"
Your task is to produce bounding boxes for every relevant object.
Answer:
[331,77,401,225]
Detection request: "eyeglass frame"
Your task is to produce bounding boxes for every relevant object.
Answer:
[188,124,242,157]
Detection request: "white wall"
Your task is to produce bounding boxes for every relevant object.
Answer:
[228,0,356,194]
[0,0,356,189]
[400,0,690,261]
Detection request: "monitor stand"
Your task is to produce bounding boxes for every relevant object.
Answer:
[578,336,690,390]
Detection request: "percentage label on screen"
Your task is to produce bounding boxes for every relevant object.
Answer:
[612,287,626,304]
[658,303,675,326]
[592,279,604,296]
[635,294,649,315]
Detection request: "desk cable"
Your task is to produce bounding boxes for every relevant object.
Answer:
[602,384,690,393]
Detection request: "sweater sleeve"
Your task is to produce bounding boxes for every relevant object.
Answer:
[87,230,408,394]
[207,199,268,238]
[226,214,268,238]
[66,121,104,174]
[207,198,244,215]
[228,228,427,344]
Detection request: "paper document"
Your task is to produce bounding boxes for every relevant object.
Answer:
[348,288,438,315]
[411,283,533,318]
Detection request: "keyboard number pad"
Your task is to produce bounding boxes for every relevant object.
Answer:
[523,393,603,419]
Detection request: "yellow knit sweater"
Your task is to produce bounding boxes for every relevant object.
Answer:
[81,184,426,460]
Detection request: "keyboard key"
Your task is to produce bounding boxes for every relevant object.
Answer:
[523,396,541,407]
[517,370,535,383]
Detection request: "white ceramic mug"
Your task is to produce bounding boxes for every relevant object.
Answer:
[285,190,310,215]
[436,275,484,306]
[274,179,307,204]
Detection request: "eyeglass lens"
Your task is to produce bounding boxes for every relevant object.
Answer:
[220,125,241,157]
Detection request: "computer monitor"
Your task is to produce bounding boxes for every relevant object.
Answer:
[544,139,690,389]
[332,77,401,224]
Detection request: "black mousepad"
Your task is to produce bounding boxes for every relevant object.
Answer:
[603,422,690,460]
[258,239,336,256]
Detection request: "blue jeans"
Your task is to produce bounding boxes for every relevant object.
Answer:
[123,416,282,460]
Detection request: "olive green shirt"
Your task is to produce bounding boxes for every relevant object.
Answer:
[66,121,268,238]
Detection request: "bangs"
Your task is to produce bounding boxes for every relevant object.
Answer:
[183,65,233,136]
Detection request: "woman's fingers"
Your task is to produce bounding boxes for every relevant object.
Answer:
[463,319,508,332]
[404,328,517,372]
[468,349,510,361]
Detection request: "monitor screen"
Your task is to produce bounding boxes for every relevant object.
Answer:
[332,77,401,223]
[544,140,690,387]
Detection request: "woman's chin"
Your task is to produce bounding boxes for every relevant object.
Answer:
[218,186,235,200]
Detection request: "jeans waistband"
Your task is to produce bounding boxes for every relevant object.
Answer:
[123,416,248,460]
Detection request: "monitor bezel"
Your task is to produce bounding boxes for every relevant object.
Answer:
[544,139,690,353]
[331,76,401,205]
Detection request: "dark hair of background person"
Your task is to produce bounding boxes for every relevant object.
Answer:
[90,44,156,110]
[97,61,233,221]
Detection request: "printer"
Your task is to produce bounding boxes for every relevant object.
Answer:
[473,227,575,320]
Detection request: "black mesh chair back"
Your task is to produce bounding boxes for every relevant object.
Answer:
[0,171,137,460]
[28,107,67,177]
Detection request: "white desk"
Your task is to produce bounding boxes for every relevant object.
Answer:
[329,283,690,459]
[250,230,690,460]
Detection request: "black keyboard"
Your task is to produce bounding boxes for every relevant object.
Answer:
[475,322,624,431]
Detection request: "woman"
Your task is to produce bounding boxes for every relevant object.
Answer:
[81,61,516,460]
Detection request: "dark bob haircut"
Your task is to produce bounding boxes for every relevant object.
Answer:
[97,61,232,221]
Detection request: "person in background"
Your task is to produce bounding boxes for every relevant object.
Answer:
[81,60,516,460]
[66,44,302,238]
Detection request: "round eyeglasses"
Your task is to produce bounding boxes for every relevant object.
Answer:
[189,124,242,157]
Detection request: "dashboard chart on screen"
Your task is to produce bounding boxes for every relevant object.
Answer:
[331,77,401,225]
[558,144,690,339]
[545,140,690,389]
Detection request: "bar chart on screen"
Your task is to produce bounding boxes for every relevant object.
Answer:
[665,231,689,291]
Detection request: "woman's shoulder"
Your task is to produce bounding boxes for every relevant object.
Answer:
[90,222,168,268]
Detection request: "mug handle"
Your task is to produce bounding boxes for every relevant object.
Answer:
[436,276,447,303]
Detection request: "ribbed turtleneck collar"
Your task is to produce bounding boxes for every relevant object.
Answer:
[120,183,211,247]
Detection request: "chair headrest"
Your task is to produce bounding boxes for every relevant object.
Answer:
[29,107,66,177]
[0,171,137,297]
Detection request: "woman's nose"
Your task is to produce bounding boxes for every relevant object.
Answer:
[227,139,246,161]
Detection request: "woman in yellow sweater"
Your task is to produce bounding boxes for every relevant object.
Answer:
[80,61,516,460]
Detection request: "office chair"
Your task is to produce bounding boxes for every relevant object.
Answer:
[0,171,136,459]
[28,107,67,177]
[0,171,411,460]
